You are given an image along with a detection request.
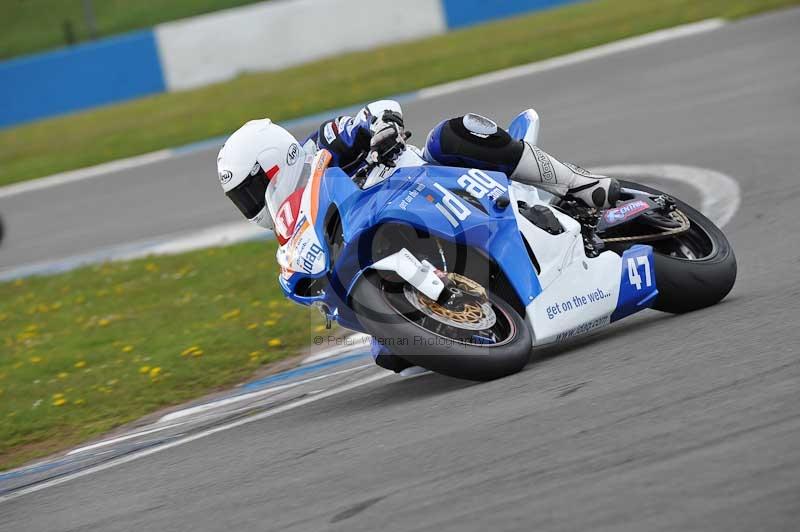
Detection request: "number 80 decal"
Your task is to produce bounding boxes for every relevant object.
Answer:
[627,255,652,290]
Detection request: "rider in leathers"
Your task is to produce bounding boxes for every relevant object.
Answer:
[309,100,619,209]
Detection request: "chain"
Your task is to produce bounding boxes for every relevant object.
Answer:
[599,209,691,244]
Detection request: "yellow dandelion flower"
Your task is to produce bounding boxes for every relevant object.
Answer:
[251,301,262,307]
[145,263,159,272]
[269,313,283,319]
[122,345,134,353]
[14,279,24,287]
[267,338,282,347]
[0,313,7,321]
[314,325,326,332]
[29,356,42,364]
[98,318,110,327]
[74,360,87,368]
[191,349,203,357]
[139,365,150,374]
[222,309,241,320]
[246,323,258,330]
[263,320,277,327]
[268,301,279,308]
[180,346,199,357]
[57,372,69,380]
[52,393,64,399]
[73,399,85,406]
[52,302,62,310]
[149,367,161,378]
[52,397,67,407]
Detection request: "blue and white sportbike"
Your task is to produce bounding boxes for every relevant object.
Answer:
[269,111,737,381]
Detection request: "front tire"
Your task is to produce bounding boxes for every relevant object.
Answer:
[617,180,737,313]
[351,272,531,381]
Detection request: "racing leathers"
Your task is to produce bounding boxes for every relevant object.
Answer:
[307,100,620,209]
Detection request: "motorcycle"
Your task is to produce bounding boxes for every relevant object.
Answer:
[269,109,736,381]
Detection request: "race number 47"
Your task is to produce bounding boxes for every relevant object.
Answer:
[627,256,652,290]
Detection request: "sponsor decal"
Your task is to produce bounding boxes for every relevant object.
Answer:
[531,145,556,184]
[287,143,300,166]
[219,169,233,184]
[565,162,592,177]
[545,288,612,320]
[399,183,425,210]
[554,316,610,342]
[432,183,471,227]
[457,168,507,202]
[323,122,337,144]
[250,163,261,176]
[300,243,324,273]
[604,200,650,223]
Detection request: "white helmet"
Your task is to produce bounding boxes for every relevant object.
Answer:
[217,119,305,230]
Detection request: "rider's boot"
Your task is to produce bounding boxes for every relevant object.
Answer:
[510,142,620,208]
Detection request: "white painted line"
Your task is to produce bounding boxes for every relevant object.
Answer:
[66,422,187,456]
[159,363,373,422]
[593,164,741,228]
[0,150,173,199]
[0,220,270,282]
[301,333,373,364]
[417,19,726,100]
[112,220,266,260]
[0,371,390,504]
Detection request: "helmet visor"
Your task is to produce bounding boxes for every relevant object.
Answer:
[225,171,269,220]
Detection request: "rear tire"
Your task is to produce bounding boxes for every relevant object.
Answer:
[351,272,531,381]
[617,180,737,313]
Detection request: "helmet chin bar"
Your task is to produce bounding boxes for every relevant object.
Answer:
[249,205,274,230]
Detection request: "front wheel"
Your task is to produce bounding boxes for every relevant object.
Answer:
[351,271,531,381]
[615,180,737,314]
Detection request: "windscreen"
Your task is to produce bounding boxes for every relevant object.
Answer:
[266,155,313,227]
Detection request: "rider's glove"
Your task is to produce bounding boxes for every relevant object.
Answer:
[367,111,408,167]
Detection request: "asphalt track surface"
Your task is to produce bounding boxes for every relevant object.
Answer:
[3,8,800,531]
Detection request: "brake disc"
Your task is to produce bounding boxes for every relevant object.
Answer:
[403,273,497,331]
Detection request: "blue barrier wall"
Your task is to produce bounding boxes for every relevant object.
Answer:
[0,30,164,128]
[0,0,583,129]
[440,0,579,29]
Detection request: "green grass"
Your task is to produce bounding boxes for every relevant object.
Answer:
[1,0,797,187]
[0,240,338,471]
[0,0,266,60]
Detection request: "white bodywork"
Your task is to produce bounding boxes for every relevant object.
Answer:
[509,183,621,345]
[372,249,445,301]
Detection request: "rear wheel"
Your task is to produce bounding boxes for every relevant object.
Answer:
[615,180,737,313]
[351,271,531,381]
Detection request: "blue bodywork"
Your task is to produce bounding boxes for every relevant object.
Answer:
[279,163,657,337]
[611,244,659,322]
[279,165,541,332]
